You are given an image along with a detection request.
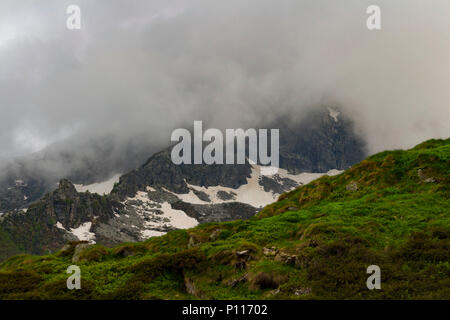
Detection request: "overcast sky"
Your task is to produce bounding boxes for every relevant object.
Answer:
[0,0,449,161]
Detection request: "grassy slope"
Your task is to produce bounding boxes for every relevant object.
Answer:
[0,139,449,300]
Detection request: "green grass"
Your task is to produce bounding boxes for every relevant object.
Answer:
[0,138,449,300]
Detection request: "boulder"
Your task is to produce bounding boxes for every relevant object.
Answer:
[209,229,221,241]
[228,273,248,287]
[236,250,249,258]
[72,243,92,263]
[188,236,198,249]
[294,287,312,295]
[346,181,358,191]
[274,252,297,265]
[262,247,277,256]
[418,169,436,183]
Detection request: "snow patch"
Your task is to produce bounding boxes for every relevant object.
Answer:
[277,167,342,183]
[159,202,199,229]
[141,229,165,238]
[70,222,96,243]
[55,221,67,231]
[15,179,26,187]
[325,169,342,176]
[125,191,198,239]
[74,173,121,195]
[328,107,340,122]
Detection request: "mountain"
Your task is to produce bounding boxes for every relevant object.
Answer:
[0,179,122,258]
[0,107,366,260]
[0,133,162,213]
[0,138,448,299]
[274,107,365,173]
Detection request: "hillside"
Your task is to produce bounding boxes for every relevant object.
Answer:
[0,138,448,300]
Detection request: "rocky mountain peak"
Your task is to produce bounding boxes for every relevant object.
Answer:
[57,179,78,196]
[46,179,79,205]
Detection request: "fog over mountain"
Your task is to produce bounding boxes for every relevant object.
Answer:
[0,0,449,176]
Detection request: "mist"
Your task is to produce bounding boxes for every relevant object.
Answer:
[0,0,449,176]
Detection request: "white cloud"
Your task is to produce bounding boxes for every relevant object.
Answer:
[0,0,448,161]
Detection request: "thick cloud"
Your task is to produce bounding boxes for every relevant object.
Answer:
[0,0,449,164]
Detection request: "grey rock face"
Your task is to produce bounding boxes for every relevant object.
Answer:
[111,149,253,200]
[272,108,367,174]
[216,190,237,201]
[260,175,298,194]
[192,190,211,202]
[171,201,257,224]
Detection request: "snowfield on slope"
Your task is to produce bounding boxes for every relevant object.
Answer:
[125,191,199,240]
[170,165,341,208]
[55,221,96,243]
[74,173,121,195]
